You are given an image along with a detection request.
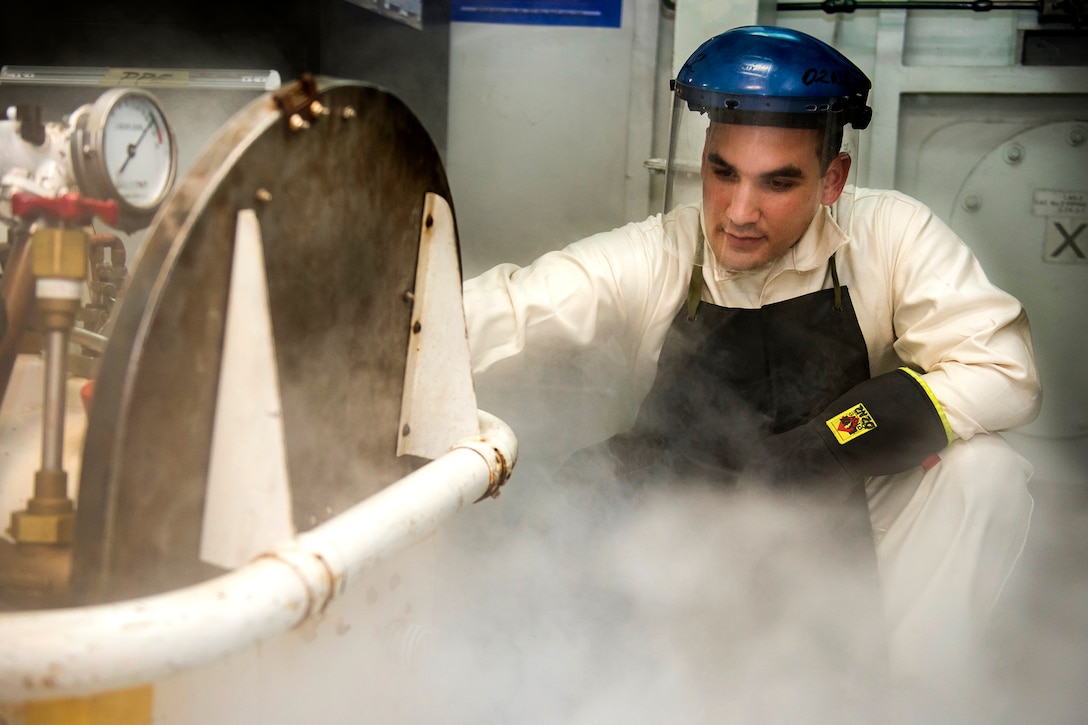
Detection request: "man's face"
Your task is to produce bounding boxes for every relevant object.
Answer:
[700,122,849,272]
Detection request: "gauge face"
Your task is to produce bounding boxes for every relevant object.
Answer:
[71,88,178,232]
[102,93,174,208]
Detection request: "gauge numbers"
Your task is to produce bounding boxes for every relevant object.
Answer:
[103,94,173,208]
[71,88,178,232]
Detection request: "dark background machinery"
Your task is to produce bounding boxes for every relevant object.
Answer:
[1,0,451,155]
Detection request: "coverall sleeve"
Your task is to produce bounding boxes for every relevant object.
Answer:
[462,218,674,376]
[881,195,1042,440]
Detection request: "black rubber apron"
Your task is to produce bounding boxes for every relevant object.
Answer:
[556,262,889,703]
[609,284,868,483]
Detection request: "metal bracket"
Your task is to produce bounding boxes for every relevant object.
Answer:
[272,74,327,131]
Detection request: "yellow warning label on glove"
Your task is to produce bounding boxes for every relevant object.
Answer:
[825,402,877,445]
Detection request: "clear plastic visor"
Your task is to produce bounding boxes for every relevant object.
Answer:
[661,91,860,272]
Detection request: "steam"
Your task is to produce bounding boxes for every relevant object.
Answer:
[975,479,1088,724]
[353,337,1088,725]
[409,463,890,724]
[386,454,1087,725]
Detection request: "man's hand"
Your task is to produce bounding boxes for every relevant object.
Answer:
[741,368,953,499]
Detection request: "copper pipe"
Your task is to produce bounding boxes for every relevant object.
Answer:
[0,230,35,409]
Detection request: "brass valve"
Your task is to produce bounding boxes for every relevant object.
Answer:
[30,225,88,280]
[5,192,115,547]
[31,226,88,333]
[9,470,75,544]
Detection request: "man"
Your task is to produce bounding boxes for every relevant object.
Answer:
[463,25,1040,705]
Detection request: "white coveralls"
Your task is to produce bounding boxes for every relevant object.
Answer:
[463,188,1042,686]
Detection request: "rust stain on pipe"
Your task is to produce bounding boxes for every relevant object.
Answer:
[252,548,338,626]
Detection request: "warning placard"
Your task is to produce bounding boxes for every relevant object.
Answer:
[1033,189,1087,218]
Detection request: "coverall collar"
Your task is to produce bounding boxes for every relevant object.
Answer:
[704,205,850,283]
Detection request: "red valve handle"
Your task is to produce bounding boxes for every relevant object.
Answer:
[10,192,119,226]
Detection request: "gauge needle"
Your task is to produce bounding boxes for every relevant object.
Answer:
[118,116,156,175]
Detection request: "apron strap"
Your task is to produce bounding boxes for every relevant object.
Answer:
[686,228,705,322]
[830,252,843,312]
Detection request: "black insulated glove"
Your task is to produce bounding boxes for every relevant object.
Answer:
[741,367,954,500]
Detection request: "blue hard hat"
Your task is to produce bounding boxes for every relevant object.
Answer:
[675,26,872,130]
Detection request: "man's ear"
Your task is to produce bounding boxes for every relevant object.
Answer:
[821,152,852,206]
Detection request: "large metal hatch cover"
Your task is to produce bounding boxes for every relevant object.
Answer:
[72,79,454,602]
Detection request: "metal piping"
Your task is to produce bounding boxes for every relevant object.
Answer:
[0,409,517,701]
[0,230,35,408]
[69,325,108,353]
[39,329,68,472]
[777,0,1040,11]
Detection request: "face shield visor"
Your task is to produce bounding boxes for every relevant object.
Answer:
[661,27,872,288]
[661,99,863,266]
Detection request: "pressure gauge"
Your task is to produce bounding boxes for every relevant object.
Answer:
[70,88,178,232]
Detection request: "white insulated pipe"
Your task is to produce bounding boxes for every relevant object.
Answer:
[0,410,517,701]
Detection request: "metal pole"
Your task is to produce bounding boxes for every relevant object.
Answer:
[777,0,1038,11]
[39,328,68,473]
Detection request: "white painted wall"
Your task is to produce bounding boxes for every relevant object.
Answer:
[442,3,845,279]
[446,1,659,277]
